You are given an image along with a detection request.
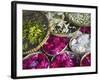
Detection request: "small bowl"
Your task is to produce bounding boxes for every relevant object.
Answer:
[69,32,90,54]
[23,52,49,69]
[80,52,91,66]
[23,11,50,55]
[47,12,81,37]
[51,22,80,38]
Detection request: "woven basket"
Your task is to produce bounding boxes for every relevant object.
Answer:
[23,11,50,55]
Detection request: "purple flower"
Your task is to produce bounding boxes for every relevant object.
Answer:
[80,26,91,34]
[43,35,70,56]
[50,51,75,68]
[80,52,91,66]
[23,53,49,69]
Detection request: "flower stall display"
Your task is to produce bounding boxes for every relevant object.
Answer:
[22,11,91,69]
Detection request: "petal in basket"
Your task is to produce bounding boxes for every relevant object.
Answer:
[50,51,80,68]
[23,11,50,55]
[80,26,91,34]
[42,35,70,56]
[23,52,49,69]
[80,52,91,66]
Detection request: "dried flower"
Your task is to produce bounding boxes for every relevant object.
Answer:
[23,20,46,51]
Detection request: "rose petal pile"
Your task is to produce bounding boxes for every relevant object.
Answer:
[23,53,49,69]
[50,51,80,68]
[80,26,91,34]
[43,35,70,56]
[80,53,91,66]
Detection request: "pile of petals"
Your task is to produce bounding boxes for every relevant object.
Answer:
[42,35,70,56]
[50,51,80,68]
[80,52,91,66]
[23,53,49,69]
[80,26,91,34]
